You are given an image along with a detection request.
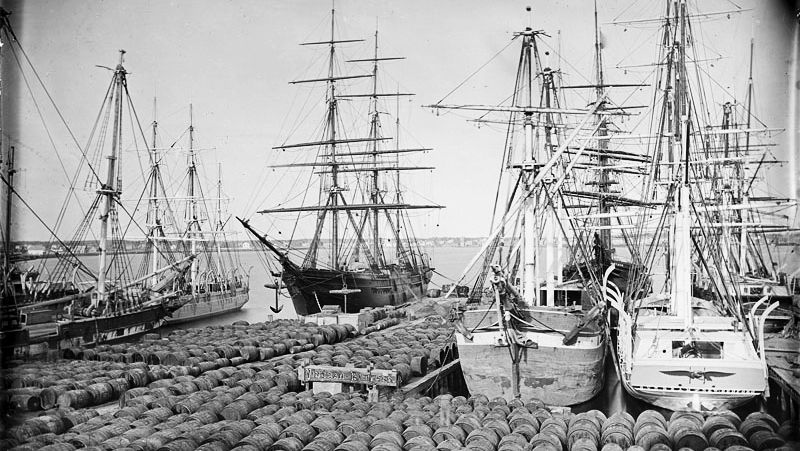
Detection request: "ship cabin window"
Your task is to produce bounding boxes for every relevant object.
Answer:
[539,289,583,307]
[747,286,762,295]
[671,340,723,359]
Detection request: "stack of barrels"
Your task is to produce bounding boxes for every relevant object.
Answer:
[1,360,172,414]
[305,322,455,383]
[63,320,358,366]
[1,319,454,421]
[1,320,359,416]
[4,362,796,451]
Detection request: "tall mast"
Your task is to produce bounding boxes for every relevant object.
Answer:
[669,0,693,326]
[0,9,9,274]
[328,6,340,269]
[96,49,127,307]
[739,39,755,276]
[149,97,160,280]
[521,26,537,306]
[4,146,14,268]
[216,162,225,273]
[188,103,198,294]
[593,0,611,249]
[369,29,381,266]
[395,85,401,262]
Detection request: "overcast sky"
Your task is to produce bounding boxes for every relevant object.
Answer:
[3,0,798,242]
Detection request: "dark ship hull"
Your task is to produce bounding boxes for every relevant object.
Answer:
[282,265,431,316]
[1,300,180,360]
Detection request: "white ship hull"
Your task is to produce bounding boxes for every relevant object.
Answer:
[164,288,249,324]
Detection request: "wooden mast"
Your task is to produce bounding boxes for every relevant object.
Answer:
[149,97,161,283]
[3,147,14,270]
[328,6,340,270]
[739,39,755,276]
[95,50,126,309]
[0,9,10,276]
[188,104,198,295]
[593,0,612,249]
[369,29,381,267]
[521,26,537,306]
[670,0,693,326]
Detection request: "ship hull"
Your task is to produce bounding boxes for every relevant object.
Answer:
[282,266,430,316]
[165,288,249,324]
[1,302,174,360]
[457,306,605,406]
[610,304,766,412]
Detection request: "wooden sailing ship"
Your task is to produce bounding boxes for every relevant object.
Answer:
[429,9,639,405]
[0,31,194,358]
[142,104,249,325]
[690,41,799,313]
[241,8,440,316]
[606,0,773,411]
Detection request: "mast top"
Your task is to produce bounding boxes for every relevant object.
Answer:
[116,49,127,72]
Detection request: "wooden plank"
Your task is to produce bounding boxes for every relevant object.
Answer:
[401,359,460,395]
[297,365,399,387]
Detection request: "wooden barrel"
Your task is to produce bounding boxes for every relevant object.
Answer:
[571,436,598,451]
[9,393,41,411]
[672,429,708,450]
[464,428,500,450]
[431,426,466,444]
[568,426,600,451]
[403,424,434,441]
[702,416,736,438]
[740,418,774,440]
[743,412,779,432]
[709,429,748,449]
[25,415,66,435]
[404,435,436,451]
[600,423,633,449]
[334,441,369,451]
[748,430,785,450]
[371,431,406,448]
[280,423,318,445]
[57,389,92,409]
[634,411,667,438]
[271,437,306,451]
[530,432,563,451]
[634,425,671,451]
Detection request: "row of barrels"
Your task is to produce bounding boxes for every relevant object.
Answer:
[303,322,456,383]
[65,320,357,365]
[2,323,450,451]
[1,320,359,415]
[1,361,173,414]
[6,340,795,451]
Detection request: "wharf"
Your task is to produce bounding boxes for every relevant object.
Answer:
[764,334,800,424]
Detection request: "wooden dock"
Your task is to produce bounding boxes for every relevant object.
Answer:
[764,334,799,425]
[401,358,466,397]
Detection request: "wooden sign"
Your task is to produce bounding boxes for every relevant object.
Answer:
[298,365,399,387]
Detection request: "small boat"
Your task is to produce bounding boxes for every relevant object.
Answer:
[241,7,441,316]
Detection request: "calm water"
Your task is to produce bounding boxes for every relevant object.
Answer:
[158,245,792,417]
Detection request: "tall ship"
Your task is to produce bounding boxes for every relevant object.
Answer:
[428,9,639,406]
[142,104,249,325]
[1,44,193,358]
[690,40,799,311]
[606,0,775,411]
[241,7,440,316]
